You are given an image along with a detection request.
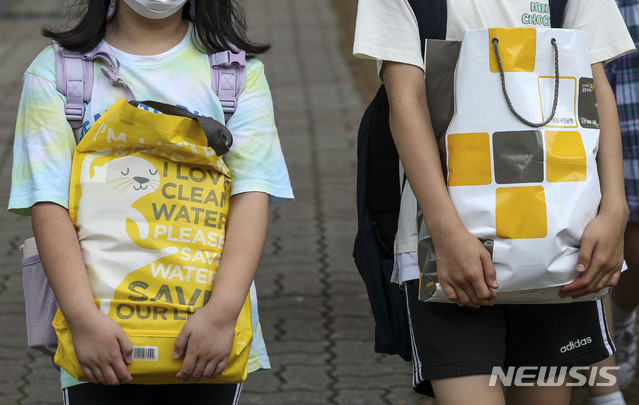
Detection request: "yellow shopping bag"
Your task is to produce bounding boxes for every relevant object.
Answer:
[53,98,252,384]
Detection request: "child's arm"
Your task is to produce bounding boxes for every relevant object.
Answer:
[31,202,134,385]
[382,61,498,308]
[173,191,269,382]
[560,62,628,299]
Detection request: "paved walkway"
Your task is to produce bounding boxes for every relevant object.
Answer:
[0,0,421,404]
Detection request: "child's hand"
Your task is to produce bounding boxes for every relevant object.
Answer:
[68,309,134,385]
[173,307,236,382]
[433,225,499,307]
[560,210,626,299]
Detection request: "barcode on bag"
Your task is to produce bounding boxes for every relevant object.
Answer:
[132,346,158,361]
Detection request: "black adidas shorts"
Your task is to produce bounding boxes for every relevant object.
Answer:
[405,281,614,397]
[62,382,242,405]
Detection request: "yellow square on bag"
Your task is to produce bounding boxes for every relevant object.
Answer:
[495,186,548,239]
[447,132,492,186]
[489,28,537,73]
[545,130,587,182]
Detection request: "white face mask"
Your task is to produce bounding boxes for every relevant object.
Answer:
[122,0,189,19]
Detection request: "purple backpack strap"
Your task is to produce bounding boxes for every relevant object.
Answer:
[55,42,245,139]
[210,50,246,122]
[53,41,93,141]
[54,41,136,141]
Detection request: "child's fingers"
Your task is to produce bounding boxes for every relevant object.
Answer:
[471,283,496,306]
[463,268,495,307]
[110,355,134,384]
[561,239,623,299]
[176,346,197,379]
[190,356,208,381]
[173,329,190,360]
[603,269,620,289]
[92,367,108,385]
[570,267,620,299]
[454,280,478,307]
[183,357,228,382]
[441,284,459,304]
[560,265,613,299]
[195,357,228,381]
[212,358,228,379]
[575,242,594,274]
[467,282,495,307]
[441,273,475,306]
[79,355,129,385]
[481,253,499,290]
[100,366,123,386]
[442,268,495,307]
[112,329,134,383]
[473,254,498,306]
[453,288,470,307]
[118,333,134,365]
[81,366,98,384]
[200,361,219,381]
[560,270,593,297]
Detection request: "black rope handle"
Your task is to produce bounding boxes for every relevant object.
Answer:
[491,37,560,128]
[129,100,233,156]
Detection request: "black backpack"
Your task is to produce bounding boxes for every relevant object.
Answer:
[353,0,569,361]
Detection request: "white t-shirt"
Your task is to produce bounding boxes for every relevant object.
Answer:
[353,0,634,284]
[354,0,634,74]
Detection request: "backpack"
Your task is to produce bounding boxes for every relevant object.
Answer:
[20,41,247,361]
[353,0,569,361]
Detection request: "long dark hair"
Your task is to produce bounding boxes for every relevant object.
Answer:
[42,0,270,56]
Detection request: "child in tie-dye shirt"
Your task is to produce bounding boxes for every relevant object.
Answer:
[9,0,292,403]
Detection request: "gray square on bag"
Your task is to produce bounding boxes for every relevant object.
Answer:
[493,130,544,184]
[578,77,599,129]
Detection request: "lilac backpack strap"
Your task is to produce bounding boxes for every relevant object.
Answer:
[210,50,246,122]
[53,41,93,142]
[55,42,245,140]
[54,41,135,141]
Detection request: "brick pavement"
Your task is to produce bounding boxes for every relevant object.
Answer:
[0,0,421,404]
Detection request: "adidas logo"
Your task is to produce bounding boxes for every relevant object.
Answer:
[560,337,592,353]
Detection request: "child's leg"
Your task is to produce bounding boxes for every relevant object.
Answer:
[505,380,571,405]
[431,375,505,405]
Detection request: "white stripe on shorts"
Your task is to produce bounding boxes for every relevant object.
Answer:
[405,288,424,387]
[596,299,615,357]
[232,383,243,405]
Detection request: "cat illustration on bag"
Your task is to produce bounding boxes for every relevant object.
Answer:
[76,148,179,314]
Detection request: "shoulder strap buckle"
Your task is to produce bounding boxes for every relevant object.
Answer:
[212,50,246,68]
[210,50,247,121]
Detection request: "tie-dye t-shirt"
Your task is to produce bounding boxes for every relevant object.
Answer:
[9,25,291,388]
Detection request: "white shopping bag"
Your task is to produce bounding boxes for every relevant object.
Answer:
[419,28,608,304]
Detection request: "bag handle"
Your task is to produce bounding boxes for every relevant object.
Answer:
[130,100,233,156]
[491,37,559,128]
